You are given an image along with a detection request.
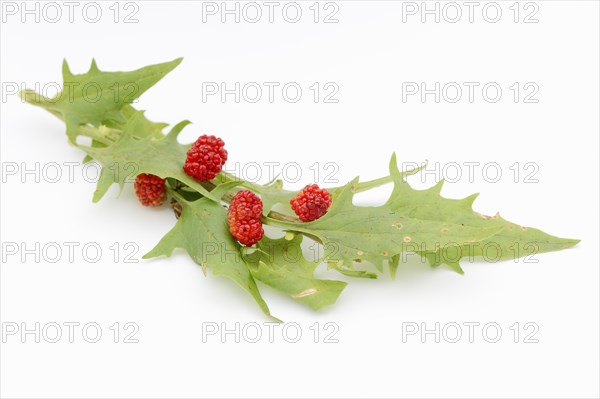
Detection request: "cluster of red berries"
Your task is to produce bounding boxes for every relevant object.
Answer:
[134,173,166,207]
[182,135,228,181]
[227,190,264,246]
[134,135,332,246]
[290,184,332,222]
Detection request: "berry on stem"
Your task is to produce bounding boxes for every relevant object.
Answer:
[228,190,264,246]
[290,184,332,222]
[135,173,166,207]
[183,135,228,181]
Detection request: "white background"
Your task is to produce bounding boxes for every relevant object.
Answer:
[1,1,599,398]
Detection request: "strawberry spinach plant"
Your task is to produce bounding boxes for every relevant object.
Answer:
[21,58,579,319]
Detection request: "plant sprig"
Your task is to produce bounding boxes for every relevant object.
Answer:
[21,58,579,319]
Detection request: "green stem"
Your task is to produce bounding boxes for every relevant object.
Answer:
[265,210,300,223]
[19,90,62,119]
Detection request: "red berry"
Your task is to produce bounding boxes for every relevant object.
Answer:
[183,135,228,181]
[290,184,332,222]
[135,173,166,207]
[228,190,264,246]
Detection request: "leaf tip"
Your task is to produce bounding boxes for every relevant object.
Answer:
[162,57,184,72]
[62,59,73,79]
[89,58,100,73]
[431,178,445,194]
[388,153,401,177]
[91,193,102,203]
[562,238,581,248]
[167,120,192,140]
[19,89,43,105]
[447,262,465,275]
[389,254,400,280]
[462,192,480,208]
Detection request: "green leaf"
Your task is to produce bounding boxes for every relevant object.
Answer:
[415,215,579,272]
[244,235,347,311]
[254,179,296,216]
[20,58,181,142]
[107,104,169,139]
[81,105,168,164]
[383,156,579,270]
[267,154,578,274]
[143,188,278,321]
[79,111,218,203]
